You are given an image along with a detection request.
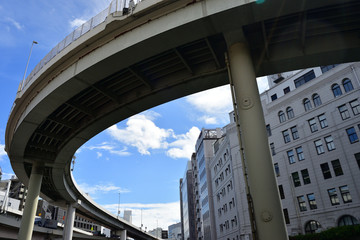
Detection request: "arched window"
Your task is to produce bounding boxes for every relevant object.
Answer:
[332,84,342,97]
[312,94,322,107]
[305,220,321,234]
[303,98,312,111]
[278,111,286,123]
[338,215,359,226]
[286,107,294,119]
[343,78,354,92]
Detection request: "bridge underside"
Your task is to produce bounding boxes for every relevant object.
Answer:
[6,0,360,237]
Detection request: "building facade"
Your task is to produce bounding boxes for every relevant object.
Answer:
[168,222,182,240]
[261,62,360,235]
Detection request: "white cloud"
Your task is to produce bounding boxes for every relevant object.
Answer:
[77,182,130,196]
[0,144,6,161]
[102,202,180,230]
[84,142,131,157]
[256,76,269,93]
[96,152,102,158]
[166,127,200,159]
[186,85,233,125]
[69,18,87,29]
[5,17,23,30]
[107,113,173,155]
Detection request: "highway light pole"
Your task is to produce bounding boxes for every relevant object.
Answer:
[20,40,38,91]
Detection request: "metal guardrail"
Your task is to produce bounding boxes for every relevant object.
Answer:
[19,0,140,93]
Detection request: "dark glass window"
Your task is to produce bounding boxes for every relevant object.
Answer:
[305,220,321,234]
[278,185,285,199]
[321,64,338,73]
[297,195,307,211]
[271,94,278,101]
[331,159,343,176]
[274,163,280,176]
[350,99,360,115]
[332,84,342,97]
[328,188,340,205]
[303,98,312,111]
[318,114,328,128]
[301,169,311,185]
[296,146,305,161]
[307,193,317,210]
[266,124,272,137]
[270,143,276,156]
[286,107,294,119]
[339,185,352,203]
[320,163,332,179]
[338,105,350,120]
[343,78,354,92]
[292,172,301,187]
[313,94,322,107]
[283,86,290,94]
[283,209,290,224]
[294,70,316,88]
[355,152,360,170]
[346,127,359,143]
[278,111,286,123]
[338,215,359,226]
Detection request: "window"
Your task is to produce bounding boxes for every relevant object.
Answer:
[350,99,360,115]
[318,114,328,128]
[325,136,335,151]
[278,111,286,123]
[286,107,294,119]
[274,163,280,177]
[321,64,338,73]
[283,209,290,224]
[270,143,276,156]
[266,124,272,137]
[346,127,359,143]
[305,220,321,234]
[328,188,340,205]
[271,94,278,101]
[291,126,299,140]
[307,193,317,210]
[343,78,354,92]
[297,195,307,211]
[338,105,350,120]
[332,84,342,97]
[338,215,359,226]
[331,159,343,176]
[303,98,312,111]
[294,70,316,88]
[301,169,311,185]
[292,172,301,187]
[339,185,352,203]
[296,147,305,161]
[355,152,360,170]
[308,118,318,132]
[312,94,322,107]
[320,163,332,179]
[287,150,296,164]
[278,185,285,199]
[283,130,291,143]
[314,140,324,154]
[283,86,290,94]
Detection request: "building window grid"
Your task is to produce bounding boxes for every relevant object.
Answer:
[332,84,343,97]
[301,169,311,185]
[266,124,272,137]
[314,140,325,155]
[274,163,280,177]
[325,136,336,151]
[350,99,360,115]
[318,114,328,128]
[278,111,286,123]
[292,172,301,187]
[307,193,317,210]
[346,127,359,143]
[287,107,295,119]
[313,94,322,107]
[283,130,291,143]
[303,98,313,111]
[338,105,350,120]
[270,143,276,156]
[321,163,332,179]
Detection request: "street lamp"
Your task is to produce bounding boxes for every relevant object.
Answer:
[20,40,38,91]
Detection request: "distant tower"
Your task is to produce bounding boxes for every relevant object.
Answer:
[123,210,132,223]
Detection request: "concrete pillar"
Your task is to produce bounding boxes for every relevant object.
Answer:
[120,229,127,240]
[18,162,44,240]
[228,42,288,240]
[63,203,76,240]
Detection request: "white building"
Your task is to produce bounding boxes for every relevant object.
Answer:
[261,62,360,235]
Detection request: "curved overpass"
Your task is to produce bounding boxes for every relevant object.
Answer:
[5,0,360,239]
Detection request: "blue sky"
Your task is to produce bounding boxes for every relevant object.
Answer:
[0,0,269,230]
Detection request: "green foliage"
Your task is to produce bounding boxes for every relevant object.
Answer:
[289,225,360,240]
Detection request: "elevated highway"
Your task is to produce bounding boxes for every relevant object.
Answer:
[5,0,360,239]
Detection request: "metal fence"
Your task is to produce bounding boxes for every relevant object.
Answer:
[19,0,141,93]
